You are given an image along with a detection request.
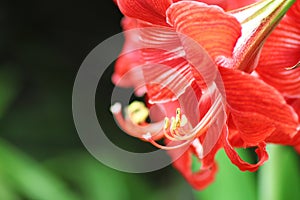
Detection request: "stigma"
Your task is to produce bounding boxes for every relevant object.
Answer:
[110,101,165,140]
[127,101,149,124]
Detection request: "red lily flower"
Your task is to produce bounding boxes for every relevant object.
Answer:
[111,0,300,189]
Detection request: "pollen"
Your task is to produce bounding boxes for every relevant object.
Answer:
[127,101,149,124]
[164,117,170,130]
[163,108,188,140]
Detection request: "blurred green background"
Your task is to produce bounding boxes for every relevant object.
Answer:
[0,0,299,200]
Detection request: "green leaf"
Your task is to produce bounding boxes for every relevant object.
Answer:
[0,175,20,200]
[45,152,135,200]
[194,149,257,200]
[45,152,194,200]
[0,139,80,200]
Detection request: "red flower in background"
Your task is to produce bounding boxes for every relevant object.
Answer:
[111,0,300,189]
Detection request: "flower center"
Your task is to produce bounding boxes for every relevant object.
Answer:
[163,108,188,141]
[110,86,225,150]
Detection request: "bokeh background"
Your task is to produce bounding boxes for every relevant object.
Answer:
[0,0,299,200]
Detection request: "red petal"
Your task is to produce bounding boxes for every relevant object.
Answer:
[170,146,218,190]
[138,25,217,104]
[287,0,300,18]
[166,1,241,60]
[140,29,202,103]
[116,0,171,26]
[168,110,226,190]
[200,124,225,169]
[196,0,258,11]
[219,67,299,145]
[256,1,300,97]
[222,0,258,10]
[112,18,145,90]
[222,128,268,172]
[265,98,300,146]
[289,98,300,117]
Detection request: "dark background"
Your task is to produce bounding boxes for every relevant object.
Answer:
[0,0,192,199]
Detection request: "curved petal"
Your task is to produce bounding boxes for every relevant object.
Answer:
[223,129,269,172]
[265,97,300,145]
[166,1,241,60]
[116,0,171,26]
[112,17,146,93]
[200,123,225,169]
[138,26,217,104]
[169,145,218,190]
[256,1,300,97]
[139,26,199,102]
[219,67,299,145]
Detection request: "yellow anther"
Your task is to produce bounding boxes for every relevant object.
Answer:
[164,117,170,130]
[170,117,177,131]
[176,108,181,117]
[163,108,191,142]
[127,101,149,124]
[175,108,181,126]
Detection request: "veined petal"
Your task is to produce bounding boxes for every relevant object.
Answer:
[288,0,300,18]
[268,98,300,149]
[139,26,200,102]
[230,0,296,72]
[219,67,299,145]
[116,0,171,26]
[256,1,300,97]
[139,26,217,104]
[223,127,269,172]
[166,1,241,60]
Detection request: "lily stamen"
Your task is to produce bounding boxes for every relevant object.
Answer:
[163,108,188,141]
[150,92,223,150]
[111,92,224,150]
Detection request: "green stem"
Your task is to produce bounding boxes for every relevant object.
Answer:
[258,145,281,200]
[258,145,300,200]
